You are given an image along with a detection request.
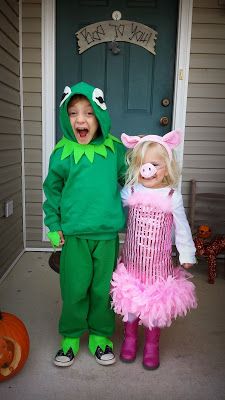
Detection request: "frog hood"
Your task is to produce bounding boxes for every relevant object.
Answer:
[59,81,111,143]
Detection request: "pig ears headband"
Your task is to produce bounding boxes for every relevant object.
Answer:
[121,130,182,161]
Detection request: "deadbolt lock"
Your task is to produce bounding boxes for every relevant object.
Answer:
[161,98,170,107]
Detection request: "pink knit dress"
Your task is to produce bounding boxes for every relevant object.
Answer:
[111,188,197,329]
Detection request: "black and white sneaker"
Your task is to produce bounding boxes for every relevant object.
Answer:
[95,345,116,366]
[54,347,75,367]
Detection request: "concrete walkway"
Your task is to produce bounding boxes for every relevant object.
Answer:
[0,252,225,400]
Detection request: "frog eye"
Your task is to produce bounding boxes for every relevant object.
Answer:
[60,86,72,107]
[92,88,107,110]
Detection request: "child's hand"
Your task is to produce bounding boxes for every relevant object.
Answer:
[182,263,193,269]
[58,231,65,246]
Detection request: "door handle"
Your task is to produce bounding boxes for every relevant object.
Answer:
[160,116,169,126]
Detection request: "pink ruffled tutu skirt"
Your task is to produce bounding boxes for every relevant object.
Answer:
[111,262,197,329]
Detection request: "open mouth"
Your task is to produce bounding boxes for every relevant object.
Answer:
[76,128,89,138]
[142,175,157,180]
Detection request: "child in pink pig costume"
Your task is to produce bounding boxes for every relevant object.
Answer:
[111,130,197,370]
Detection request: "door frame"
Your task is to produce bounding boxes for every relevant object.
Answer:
[42,0,193,241]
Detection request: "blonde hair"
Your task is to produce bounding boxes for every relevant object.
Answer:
[125,140,180,187]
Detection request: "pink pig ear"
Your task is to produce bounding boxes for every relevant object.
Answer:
[162,129,182,149]
[121,133,141,148]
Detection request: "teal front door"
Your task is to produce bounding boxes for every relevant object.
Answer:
[56,0,178,140]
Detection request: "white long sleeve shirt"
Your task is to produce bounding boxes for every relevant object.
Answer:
[121,184,196,265]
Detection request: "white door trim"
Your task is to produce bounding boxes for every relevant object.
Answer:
[42,0,56,241]
[41,0,193,241]
[172,0,193,170]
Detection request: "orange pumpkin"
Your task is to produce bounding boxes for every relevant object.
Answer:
[0,311,30,381]
[197,225,212,239]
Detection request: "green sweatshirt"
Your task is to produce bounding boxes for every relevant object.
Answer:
[43,82,126,240]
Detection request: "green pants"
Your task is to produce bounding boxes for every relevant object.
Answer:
[59,236,119,338]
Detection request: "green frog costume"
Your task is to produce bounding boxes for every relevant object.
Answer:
[43,82,126,362]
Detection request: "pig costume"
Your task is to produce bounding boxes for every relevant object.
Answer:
[111,131,197,331]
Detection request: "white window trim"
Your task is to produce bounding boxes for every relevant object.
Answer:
[42,0,193,241]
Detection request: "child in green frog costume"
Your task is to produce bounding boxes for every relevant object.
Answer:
[43,81,126,366]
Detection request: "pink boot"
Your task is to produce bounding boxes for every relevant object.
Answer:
[143,327,160,370]
[120,319,139,362]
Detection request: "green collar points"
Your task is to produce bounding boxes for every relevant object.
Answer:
[54,134,121,164]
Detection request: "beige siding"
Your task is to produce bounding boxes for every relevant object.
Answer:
[22,0,46,248]
[183,0,225,232]
[0,0,23,277]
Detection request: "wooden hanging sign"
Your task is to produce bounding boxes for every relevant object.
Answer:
[76,20,157,55]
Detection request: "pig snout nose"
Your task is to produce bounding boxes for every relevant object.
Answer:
[140,163,157,178]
